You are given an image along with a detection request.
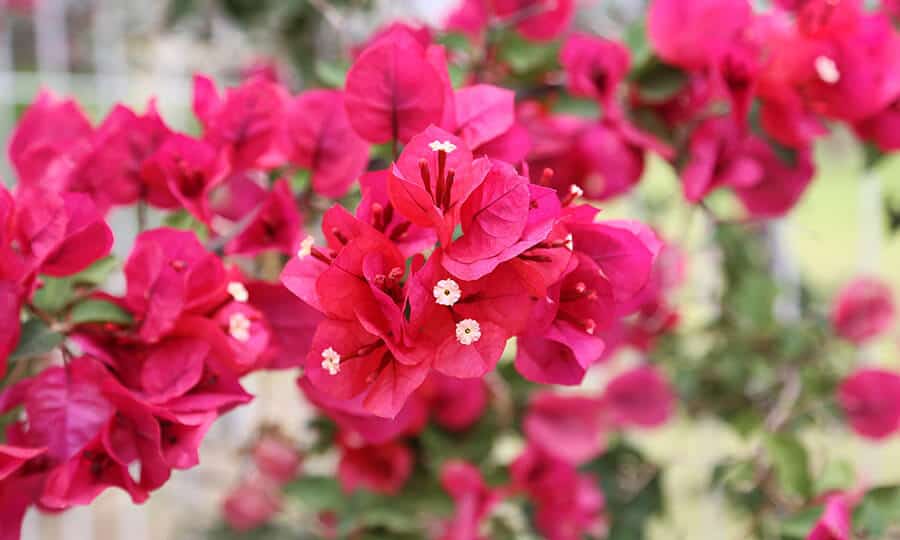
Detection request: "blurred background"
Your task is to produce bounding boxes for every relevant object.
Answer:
[2,1,900,539]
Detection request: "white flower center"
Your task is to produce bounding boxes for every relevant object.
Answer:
[455,319,482,345]
[297,236,315,259]
[569,184,584,198]
[814,56,840,84]
[564,233,574,251]
[228,313,252,342]
[428,140,457,153]
[227,281,249,303]
[433,278,462,306]
[321,347,341,375]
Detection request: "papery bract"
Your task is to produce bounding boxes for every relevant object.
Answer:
[648,0,751,69]
[524,392,605,465]
[337,438,413,495]
[831,277,895,344]
[603,365,675,428]
[344,32,445,144]
[287,90,369,198]
[223,477,282,532]
[225,178,301,256]
[837,369,900,440]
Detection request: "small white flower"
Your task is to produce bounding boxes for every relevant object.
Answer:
[297,236,315,259]
[455,319,482,345]
[227,281,249,303]
[428,140,457,153]
[321,347,341,375]
[433,278,462,306]
[569,184,584,198]
[228,313,252,342]
[814,56,840,84]
[564,233,574,251]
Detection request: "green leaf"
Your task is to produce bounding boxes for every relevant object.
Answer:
[780,506,824,538]
[631,56,688,103]
[72,256,118,285]
[284,475,346,513]
[164,210,208,241]
[69,300,133,326]
[9,319,64,362]
[32,276,76,314]
[315,59,350,88]
[584,441,664,540]
[765,433,811,500]
[853,486,900,537]
[814,459,855,496]
[496,31,560,75]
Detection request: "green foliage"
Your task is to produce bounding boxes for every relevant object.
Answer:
[584,441,665,540]
[765,433,811,501]
[69,299,133,326]
[164,210,208,241]
[9,319,64,363]
[853,486,900,538]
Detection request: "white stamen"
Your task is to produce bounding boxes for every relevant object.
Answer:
[228,313,252,342]
[297,236,315,259]
[569,184,584,198]
[455,319,482,346]
[428,140,457,153]
[321,347,341,375]
[227,281,249,303]
[433,278,462,306]
[815,56,840,84]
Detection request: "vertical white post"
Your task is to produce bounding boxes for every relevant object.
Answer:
[20,509,40,540]
[858,170,882,274]
[91,0,128,113]
[34,0,70,93]
[0,16,15,182]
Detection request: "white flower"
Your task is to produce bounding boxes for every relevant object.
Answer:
[428,140,457,153]
[564,233,574,251]
[297,236,315,259]
[433,278,462,306]
[227,281,249,303]
[455,319,482,345]
[228,313,252,342]
[569,184,584,198]
[321,347,341,375]
[814,56,840,84]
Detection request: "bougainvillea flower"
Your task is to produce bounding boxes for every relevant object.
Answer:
[571,121,650,201]
[566,214,658,306]
[298,376,428,444]
[141,133,229,222]
[357,170,437,258]
[124,228,227,342]
[524,392,605,465]
[603,365,675,428]
[444,0,489,39]
[648,0,751,69]
[807,493,852,540]
[452,84,515,150]
[443,162,559,280]
[253,435,302,485]
[0,283,22,381]
[420,374,488,431]
[337,438,413,495]
[837,369,900,440]
[304,316,431,419]
[224,179,301,256]
[222,476,282,532]
[510,446,607,540]
[212,301,271,373]
[24,357,115,463]
[245,280,322,370]
[193,74,289,170]
[407,250,528,377]
[680,117,761,203]
[733,139,815,218]
[830,277,895,344]
[69,102,172,208]
[855,99,900,151]
[40,439,149,508]
[344,31,446,144]
[286,90,370,198]
[561,33,630,108]
[388,126,491,245]
[8,89,93,190]
[494,0,575,42]
[439,461,502,540]
[0,446,44,482]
